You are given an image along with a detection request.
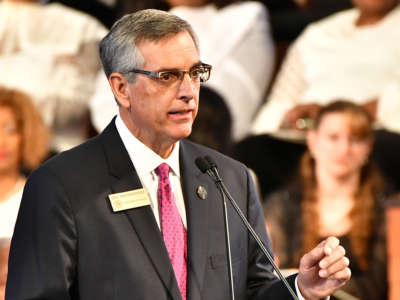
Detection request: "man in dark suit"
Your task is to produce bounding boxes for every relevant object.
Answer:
[6,9,351,300]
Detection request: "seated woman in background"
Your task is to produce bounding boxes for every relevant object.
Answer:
[0,87,49,299]
[264,101,388,300]
[246,0,400,195]
[0,86,49,238]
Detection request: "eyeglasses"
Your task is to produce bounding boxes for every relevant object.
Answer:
[126,63,212,85]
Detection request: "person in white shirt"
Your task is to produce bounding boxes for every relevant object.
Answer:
[0,0,108,152]
[252,0,400,135]
[239,0,400,197]
[0,87,49,299]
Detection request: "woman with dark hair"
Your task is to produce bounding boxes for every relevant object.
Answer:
[0,87,49,299]
[264,101,388,300]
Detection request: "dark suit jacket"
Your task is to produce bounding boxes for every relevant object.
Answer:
[6,120,296,300]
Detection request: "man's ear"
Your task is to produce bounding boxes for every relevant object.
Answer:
[109,72,132,109]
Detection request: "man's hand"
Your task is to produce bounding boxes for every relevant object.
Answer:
[281,103,321,131]
[297,237,351,300]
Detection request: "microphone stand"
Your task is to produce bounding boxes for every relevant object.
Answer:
[204,157,299,300]
[204,168,235,300]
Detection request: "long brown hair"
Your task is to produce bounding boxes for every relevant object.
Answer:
[0,87,49,171]
[299,101,383,270]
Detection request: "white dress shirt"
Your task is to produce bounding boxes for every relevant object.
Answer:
[115,115,187,229]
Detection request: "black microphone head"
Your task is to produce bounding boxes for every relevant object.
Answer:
[195,157,211,173]
[204,155,217,169]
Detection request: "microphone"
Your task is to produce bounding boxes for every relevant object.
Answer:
[196,156,299,300]
[195,157,212,176]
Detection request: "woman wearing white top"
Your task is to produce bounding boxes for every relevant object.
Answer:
[0,0,108,152]
[0,87,49,299]
[239,0,400,197]
[253,0,400,134]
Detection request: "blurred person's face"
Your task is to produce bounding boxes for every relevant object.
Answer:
[351,0,398,17]
[307,112,372,179]
[0,106,21,174]
[111,31,200,157]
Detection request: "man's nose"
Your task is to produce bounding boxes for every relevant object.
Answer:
[176,73,197,102]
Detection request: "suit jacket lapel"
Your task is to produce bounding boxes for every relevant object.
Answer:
[100,120,182,300]
[180,141,212,300]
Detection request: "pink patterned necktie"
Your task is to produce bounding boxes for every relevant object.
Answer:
[156,163,187,300]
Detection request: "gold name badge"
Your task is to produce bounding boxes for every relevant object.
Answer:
[108,188,151,212]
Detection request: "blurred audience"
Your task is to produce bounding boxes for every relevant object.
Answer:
[90,0,275,142]
[45,0,118,28]
[0,87,49,299]
[45,0,169,28]
[0,0,107,152]
[0,238,9,300]
[188,86,233,155]
[234,131,306,198]
[114,0,169,19]
[168,0,275,141]
[265,0,352,43]
[263,0,352,74]
[253,0,400,134]
[264,101,389,300]
[237,0,400,197]
[385,195,400,300]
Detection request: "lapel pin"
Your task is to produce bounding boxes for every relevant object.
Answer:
[196,185,207,200]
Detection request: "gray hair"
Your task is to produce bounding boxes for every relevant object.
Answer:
[99,9,199,83]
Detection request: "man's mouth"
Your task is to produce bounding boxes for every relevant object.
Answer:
[168,109,193,117]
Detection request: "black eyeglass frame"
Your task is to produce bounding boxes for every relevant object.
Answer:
[126,63,212,83]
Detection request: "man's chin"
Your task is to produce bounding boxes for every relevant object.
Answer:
[170,125,193,141]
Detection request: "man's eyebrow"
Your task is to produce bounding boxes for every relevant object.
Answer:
[190,62,203,68]
[157,62,203,72]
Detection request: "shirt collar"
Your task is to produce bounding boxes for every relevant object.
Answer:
[115,114,181,177]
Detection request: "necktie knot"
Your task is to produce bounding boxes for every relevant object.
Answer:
[156,163,170,181]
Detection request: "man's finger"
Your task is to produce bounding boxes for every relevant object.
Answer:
[319,245,346,270]
[326,267,352,282]
[300,240,328,269]
[300,237,340,269]
[319,256,350,278]
[323,236,340,256]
